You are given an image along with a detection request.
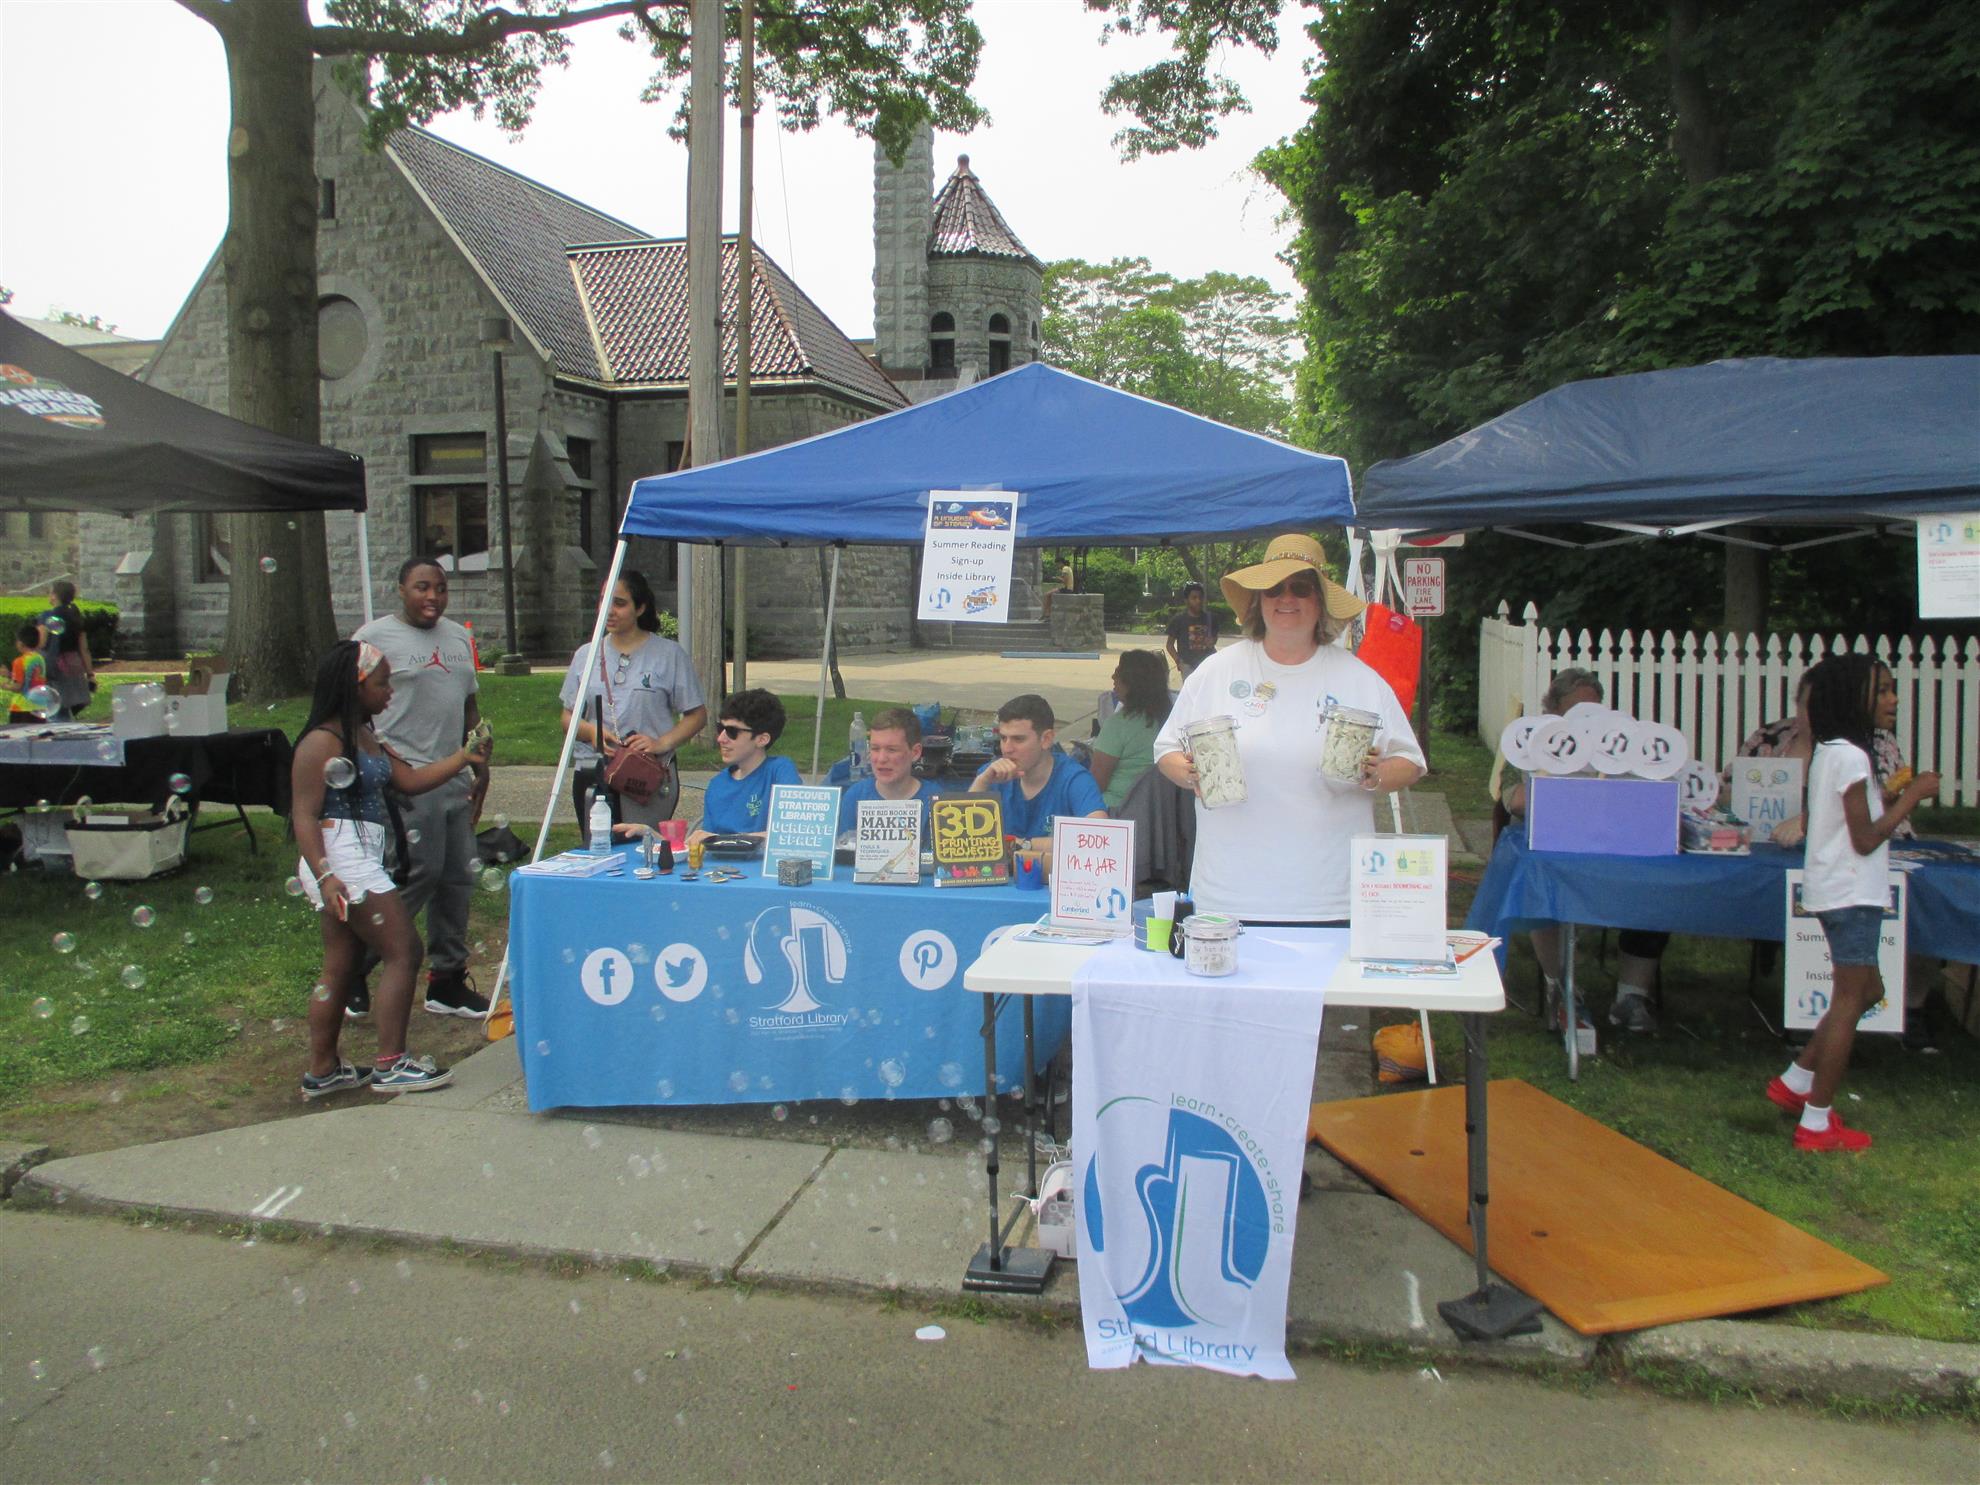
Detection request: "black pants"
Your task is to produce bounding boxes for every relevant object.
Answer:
[1616,929,1670,958]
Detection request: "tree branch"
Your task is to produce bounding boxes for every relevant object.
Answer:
[313,0,675,59]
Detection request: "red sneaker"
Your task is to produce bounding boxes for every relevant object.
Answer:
[1765,1076,1809,1115]
[1793,1114,1872,1152]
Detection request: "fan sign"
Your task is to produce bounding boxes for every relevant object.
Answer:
[1525,716,1588,775]
[1677,760,1721,810]
[1499,714,1547,771]
[1632,722,1690,781]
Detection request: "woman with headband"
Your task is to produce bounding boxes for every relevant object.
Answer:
[290,639,494,1099]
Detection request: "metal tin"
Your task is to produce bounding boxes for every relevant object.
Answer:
[1181,714,1247,808]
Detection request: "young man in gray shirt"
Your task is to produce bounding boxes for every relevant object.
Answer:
[350,557,490,1016]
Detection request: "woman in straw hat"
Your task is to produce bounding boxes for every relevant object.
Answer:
[1153,533,1425,922]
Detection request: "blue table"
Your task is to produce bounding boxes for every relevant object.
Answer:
[509,849,1068,1111]
[1466,831,1980,1076]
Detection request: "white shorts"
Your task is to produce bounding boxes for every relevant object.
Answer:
[298,819,398,912]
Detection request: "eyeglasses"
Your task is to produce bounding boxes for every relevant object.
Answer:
[716,723,757,741]
[1263,574,1320,600]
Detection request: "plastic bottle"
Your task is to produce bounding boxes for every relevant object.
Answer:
[589,793,614,855]
[849,710,869,778]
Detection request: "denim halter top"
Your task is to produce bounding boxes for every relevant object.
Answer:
[321,747,392,827]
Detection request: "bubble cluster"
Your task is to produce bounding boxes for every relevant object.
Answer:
[131,905,155,928]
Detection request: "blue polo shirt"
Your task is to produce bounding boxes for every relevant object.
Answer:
[836,776,936,836]
[983,751,1106,839]
[700,754,802,835]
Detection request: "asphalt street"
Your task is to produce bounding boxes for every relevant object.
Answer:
[4,1211,1972,1484]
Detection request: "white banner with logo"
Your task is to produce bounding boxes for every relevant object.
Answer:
[1070,934,1334,1379]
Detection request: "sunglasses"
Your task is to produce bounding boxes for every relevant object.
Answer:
[1263,574,1320,600]
[716,723,759,741]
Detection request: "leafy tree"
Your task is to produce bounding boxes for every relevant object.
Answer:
[170,0,986,695]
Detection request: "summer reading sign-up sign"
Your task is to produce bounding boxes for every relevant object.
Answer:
[918,491,1019,624]
[1049,817,1135,936]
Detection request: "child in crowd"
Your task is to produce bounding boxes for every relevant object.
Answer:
[691,688,801,842]
[7,623,51,724]
[290,639,494,1100]
[1765,654,1937,1152]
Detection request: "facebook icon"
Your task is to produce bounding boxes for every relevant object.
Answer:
[581,947,635,1006]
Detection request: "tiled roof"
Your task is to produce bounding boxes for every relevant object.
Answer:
[930,154,1038,266]
[569,238,906,410]
[388,128,649,381]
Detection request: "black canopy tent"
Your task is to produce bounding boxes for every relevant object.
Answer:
[1357,356,1980,548]
[0,310,366,514]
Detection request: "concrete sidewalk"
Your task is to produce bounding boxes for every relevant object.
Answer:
[17,1036,1979,1404]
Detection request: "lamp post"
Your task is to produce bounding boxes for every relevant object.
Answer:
[480,314,523,673]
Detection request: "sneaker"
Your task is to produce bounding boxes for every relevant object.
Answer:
[1793,1114,1872,1152]
[370,1053,454,1094]
[343,979,371,1021]
[1609,992,1657,1034]
[1765,1076,1809,1115]
[301,1061,374,1101]
[424,971,489,1018]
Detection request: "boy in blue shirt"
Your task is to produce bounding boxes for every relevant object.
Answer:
[837,706,936,837]
[692,689,802,842]
[968,693,1106,850]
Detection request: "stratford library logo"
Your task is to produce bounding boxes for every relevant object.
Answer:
[744,902,860,1033]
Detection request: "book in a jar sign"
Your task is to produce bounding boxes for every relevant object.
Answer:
[1049,817,1135,936]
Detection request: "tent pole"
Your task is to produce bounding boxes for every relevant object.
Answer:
[355,512,376,625]
[809,546,842,781]
[483,537,629,1026]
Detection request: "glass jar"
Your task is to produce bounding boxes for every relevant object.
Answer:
[1319,703,1381,784]
[1181,715,1247,808]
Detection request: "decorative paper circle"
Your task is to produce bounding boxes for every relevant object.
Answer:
[1630,722,1690,780]
[1677,760,1720,809]
[1562,700,1609,727]
[1525,716,1588,775]
[1499,714,1546,771]
[1587,717,1640,776]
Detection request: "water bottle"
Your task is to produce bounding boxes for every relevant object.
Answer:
[849,710,869,778]
[588,793,613,855]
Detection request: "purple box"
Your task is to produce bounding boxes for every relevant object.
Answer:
[1527,777,1679,856]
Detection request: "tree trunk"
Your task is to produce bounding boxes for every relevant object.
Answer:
[216,0,339,698]
[681,0,725,735]
[1722,545,1769,637]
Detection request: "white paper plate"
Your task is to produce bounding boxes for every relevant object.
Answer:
[1677,760,1721,809]
[1585,716,1641,776]
[1525,715,1589,775]
[1631,721,1690,780]
[1498,714,1547,771]
[1562,699,1610,727]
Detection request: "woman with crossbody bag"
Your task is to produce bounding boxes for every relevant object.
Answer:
[557,569,709,833]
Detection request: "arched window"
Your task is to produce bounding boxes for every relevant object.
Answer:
[929,312,956,376]
[987,313,1011,375]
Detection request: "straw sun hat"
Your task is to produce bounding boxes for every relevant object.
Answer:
[1219,533,1365,625]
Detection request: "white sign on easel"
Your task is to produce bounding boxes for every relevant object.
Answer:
[1782,870,1904,1033]
[918,491,1019,624]
[1730,756,1804,843]
[1049,816,1134,936]
[1349,833,1448,962]
[1916,513,1980,619]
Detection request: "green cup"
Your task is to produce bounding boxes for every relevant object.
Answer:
[1138,918,1172,954]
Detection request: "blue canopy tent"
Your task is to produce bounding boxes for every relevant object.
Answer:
[620,361,1355,545]
[1357,356,1980,545]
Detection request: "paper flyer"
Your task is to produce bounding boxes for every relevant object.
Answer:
[917,491,1019,624]
[1915,513,1980,619]
[763,784,840,881]
[1349,833,1448,962]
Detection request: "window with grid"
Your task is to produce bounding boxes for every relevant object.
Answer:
[410,433,489,570]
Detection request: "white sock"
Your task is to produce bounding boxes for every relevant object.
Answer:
[1616,987,1649,1005]
[1781,1063,1814,1096]
[1799,1102,1831,1133]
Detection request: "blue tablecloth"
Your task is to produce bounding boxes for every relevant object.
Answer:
[509,849,1068,1111]
[1466,832,1980,966]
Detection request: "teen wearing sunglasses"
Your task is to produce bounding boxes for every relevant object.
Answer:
[1155,533,1426,924]
[690,688,803,845]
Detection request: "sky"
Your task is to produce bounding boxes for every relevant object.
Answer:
[0,0,1320,344]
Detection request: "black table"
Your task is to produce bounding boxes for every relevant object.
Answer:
[0,728,292,851]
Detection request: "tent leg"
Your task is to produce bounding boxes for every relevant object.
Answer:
[355,512,376,626]
[808,547,841,781]
[483,539,629,1026]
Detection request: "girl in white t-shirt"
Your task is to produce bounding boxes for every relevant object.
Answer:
[1765,655,1937,1152]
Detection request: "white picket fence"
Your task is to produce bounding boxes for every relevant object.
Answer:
[1478,601,1980,807]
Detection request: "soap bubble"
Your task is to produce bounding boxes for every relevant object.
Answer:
[838,1087,859,1107]
[285,876,306,897]
[31,997,54,1020]
[131,905,155,928]
[168,773,193,795]
[926,1117,954,1144]
[259,556,278,574]
[183,931,196,945]
[52,932,77,954]
[492,813,509,829]
[323,756,357,789]
[770,1104,789,1122]
[83,881,103,900]
[535,1040,551,1057]
[406,828,422,845]
[95,738,119,762]
[25,684,61,718]
[194,886,215,905]
[71,1015,91,1036]
[29,1358,48,1380]
[656,1079,675,1098]
[478,869,506,894]
[582,1126,603,1150]
[938,1061,965,1089]
[44,615,66,637]
[121,965,146,989]
[395,1259,413,1280]
[878,1059,906,1089]
[727,1070,749,1093]
[312,983,332,1002]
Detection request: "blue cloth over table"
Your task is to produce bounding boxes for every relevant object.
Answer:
[509,848,1070,1110]
[1466,832,1980,966]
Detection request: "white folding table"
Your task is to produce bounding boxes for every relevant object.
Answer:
[959,925,1545,1340]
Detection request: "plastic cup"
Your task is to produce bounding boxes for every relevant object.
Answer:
[656,819,687,850]
[1137,917,1173,954]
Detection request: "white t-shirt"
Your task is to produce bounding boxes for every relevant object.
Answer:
[1154,640,1425,921]
[558,633,705,766]
[1802,739,1888,912]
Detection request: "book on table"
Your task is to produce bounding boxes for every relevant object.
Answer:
[929,794,1009,887]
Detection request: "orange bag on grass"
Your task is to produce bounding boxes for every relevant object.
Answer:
[1356,603,1423,716]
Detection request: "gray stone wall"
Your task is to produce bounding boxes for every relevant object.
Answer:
[871,126,933,377]
[1,513,77,597]
[927,254,1042,383]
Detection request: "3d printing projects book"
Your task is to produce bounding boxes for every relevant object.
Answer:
[930,795,1009,887]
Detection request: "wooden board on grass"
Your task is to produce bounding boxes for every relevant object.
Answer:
[1309,1078,1886,1335]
